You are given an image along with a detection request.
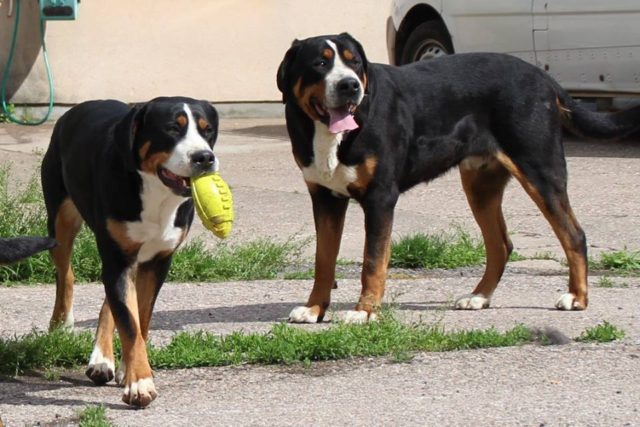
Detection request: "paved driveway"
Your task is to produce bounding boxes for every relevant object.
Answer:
[0,119,638,426]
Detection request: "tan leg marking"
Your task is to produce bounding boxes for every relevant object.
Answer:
[354,215,393,316]
[86,298,117,385]
[495,152,588,309]
[117,273,157,407]
[135,266,159,342]
[457,160,512,307]
[49,198,83,330]
[290,185,347,323]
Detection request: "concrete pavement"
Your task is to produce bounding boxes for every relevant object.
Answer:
[0,118,639,426]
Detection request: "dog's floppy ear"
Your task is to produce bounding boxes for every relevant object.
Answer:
[113,103,146,172]
[277,39,301,104]
[339,32,368,77]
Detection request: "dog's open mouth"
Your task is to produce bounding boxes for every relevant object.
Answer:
[158,166,191,196]
[311,98,359,134]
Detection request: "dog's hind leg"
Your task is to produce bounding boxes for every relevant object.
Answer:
[289,184,349,323]
[455,158,512,309]
[47,198,83,329]
[495,151,588,310]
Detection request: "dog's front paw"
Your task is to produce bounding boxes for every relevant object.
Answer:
[555,293,586,311]
[342,310,378,324]
[85,363,114,385]
[86,347,115,385]
[454,294,490,310]
[289,306,322,323]
[122,377,157,408]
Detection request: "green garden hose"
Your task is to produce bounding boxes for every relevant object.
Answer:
[1,0,55,125]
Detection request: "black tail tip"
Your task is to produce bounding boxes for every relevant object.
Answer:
[0,236,57,265]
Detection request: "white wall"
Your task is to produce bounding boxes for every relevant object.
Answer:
[2,0,390,104]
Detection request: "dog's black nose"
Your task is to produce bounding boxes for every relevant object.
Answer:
[337,77,361,97]
[190,150,215,171]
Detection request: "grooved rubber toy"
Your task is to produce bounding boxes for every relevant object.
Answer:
[191,172,233,239]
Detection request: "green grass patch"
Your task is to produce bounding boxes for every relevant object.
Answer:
[390,230,486,269]
[0,328,94,375]
[78,405,112,427]
[283,269,315,280]
[168,238,303,282]
[577,321,625,343]
[0,163,304,284]
[590,249,640,272]
[0,317,625,376]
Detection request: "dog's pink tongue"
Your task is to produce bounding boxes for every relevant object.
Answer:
[328,108,359,133]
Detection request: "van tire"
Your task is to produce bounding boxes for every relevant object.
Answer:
[400,20,453,65]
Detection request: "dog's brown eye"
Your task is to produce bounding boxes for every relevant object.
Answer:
[315,59,327,68]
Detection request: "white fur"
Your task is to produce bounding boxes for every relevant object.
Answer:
[454,294,491,310]
[342,310,377,324]
[87,346,115,374]
[289,306,319,323]
[123,377,157,404]
[324,40,364,109]
[302,121,357,196]
[61,311,74,329]
[555,293,577,310]
[127,172,187,263]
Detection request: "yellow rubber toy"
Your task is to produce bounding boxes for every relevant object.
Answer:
[191,172,234,239]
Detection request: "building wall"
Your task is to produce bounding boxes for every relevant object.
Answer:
[1,0,390,104]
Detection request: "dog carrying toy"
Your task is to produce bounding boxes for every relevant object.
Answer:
[191,172,234,239]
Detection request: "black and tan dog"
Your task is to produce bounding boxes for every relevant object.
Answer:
[41,97,219,407]
[277,33,640,323]
[0,237,56,265]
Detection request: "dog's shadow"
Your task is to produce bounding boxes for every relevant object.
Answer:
[74,300,467,330]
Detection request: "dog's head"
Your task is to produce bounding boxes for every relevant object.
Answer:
[114,97,219,197]
[277,33,368,133]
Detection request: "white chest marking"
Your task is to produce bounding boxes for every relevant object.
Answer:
[302,121,357,197]
[126,172,188,263]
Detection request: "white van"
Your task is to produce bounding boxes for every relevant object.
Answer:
[387,1,640,97]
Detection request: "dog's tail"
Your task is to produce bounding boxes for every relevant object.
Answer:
[0,237,57,265]
[552,80,640,140]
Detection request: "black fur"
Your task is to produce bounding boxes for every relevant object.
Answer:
[278,33,640,317]
[0,237,56,265]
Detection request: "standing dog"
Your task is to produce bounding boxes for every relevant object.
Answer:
[41,97,219,407]
[277,33,640,323]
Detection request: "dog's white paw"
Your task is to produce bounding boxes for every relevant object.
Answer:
[555,293,585,311]
[289,306,319,323]
[342,310,378,324]
[454,294,490,310]
[85,346,115,385]
[122,377,157,408]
